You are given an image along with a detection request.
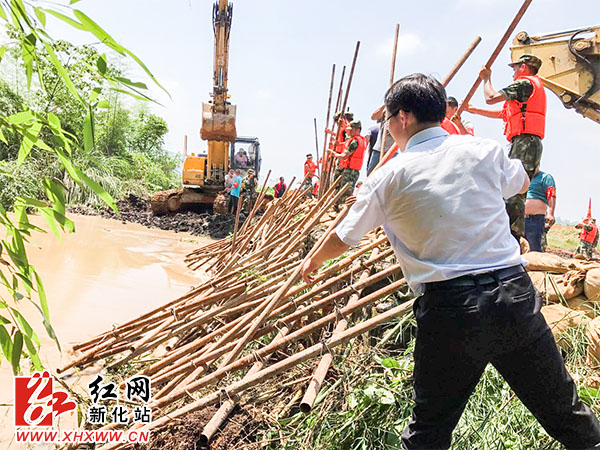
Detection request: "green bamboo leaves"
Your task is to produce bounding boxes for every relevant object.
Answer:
[0,0,165,374]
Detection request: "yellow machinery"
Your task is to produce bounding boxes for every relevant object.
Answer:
[151,0,260,215]
[511,26,600,124]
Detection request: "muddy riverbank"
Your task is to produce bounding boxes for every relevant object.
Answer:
[71,194,246,239]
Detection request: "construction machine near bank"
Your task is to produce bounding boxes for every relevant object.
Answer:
[151,0,261,215]
[511,26,600,124]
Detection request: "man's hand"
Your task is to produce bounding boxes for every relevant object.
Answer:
[546,214,556,228]
[450,113,462,124]
[479,66,491,82]
[345,195,357,207]
[302,257,320,284]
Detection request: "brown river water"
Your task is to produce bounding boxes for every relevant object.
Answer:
[0,214,212,448]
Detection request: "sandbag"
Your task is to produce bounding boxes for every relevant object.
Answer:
[523,252,583,274]
[587,316,600,365]
[567,296,596,317]
[542,304,584,337]
[585,268,600,301]
[529,270,585,302]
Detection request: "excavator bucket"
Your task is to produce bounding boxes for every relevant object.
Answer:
[200,102,237,142]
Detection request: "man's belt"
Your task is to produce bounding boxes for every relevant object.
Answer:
[425,265,525,290]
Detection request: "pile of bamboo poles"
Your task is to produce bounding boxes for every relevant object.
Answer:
[62,175,414,449]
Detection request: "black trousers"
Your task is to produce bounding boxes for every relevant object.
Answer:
[401,267,600,449]
[227,195,238,215]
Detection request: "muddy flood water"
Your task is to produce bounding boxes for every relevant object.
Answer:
[0,214,213,448]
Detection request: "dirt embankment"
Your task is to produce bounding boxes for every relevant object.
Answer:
[70,194,246,239]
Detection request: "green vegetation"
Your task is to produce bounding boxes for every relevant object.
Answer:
[254,306,598,449]
[547,225,580,253]
[0,0,170,375]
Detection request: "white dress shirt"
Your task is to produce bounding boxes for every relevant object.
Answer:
[336,126,527,294]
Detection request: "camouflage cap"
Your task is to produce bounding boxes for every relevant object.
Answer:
[333,111,343,120]
[348,120,362,129]
[344,112,354,120]
[306,153,313,158]
[508,54,542,72]
[247,169,255,175]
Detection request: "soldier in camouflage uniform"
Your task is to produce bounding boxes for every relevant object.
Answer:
[466,54,545,241]
[241,169,257,213]
[576,218,598,260]
[328,120,365,208]
[302,154,318,198]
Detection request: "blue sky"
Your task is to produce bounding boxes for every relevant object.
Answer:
[47,0,599,220]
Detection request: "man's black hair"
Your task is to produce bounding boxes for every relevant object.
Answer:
[384,74,446,123]
[447,96,459,108]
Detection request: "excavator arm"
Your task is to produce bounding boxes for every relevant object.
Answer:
[200,0,237,143]
[511,26,600,124]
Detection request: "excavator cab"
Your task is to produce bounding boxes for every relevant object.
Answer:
[230,137,261,178]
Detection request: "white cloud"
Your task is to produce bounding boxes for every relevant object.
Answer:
[376,33,424,58]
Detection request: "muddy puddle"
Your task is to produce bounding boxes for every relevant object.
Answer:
[0,213,213,448]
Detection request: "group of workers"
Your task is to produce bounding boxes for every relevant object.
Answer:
[299,52,600,448]
[304,52,594,260]
[224,167,257,215]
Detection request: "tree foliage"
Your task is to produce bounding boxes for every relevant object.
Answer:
[0,0,170,374]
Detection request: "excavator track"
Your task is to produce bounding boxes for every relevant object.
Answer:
[151,189,183,216]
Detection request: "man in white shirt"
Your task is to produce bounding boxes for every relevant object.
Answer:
[301,74,600,449]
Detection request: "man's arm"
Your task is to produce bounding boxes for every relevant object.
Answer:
[519,175,530,195]
[479,67,507,105]
[546,197,556,227]
[302,232,349,283]
[371,105,385,121]
[464,104,503,119]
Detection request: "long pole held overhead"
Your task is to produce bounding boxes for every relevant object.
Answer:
[375,24,400,177]
[389,24,400,86]
[442,36,482,87]
[313,117,320,173]
[321,64,336,169]
[456,0,534,115]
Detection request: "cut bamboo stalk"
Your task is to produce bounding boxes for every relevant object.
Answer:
[300,248,379,413]
[199,325,290,446]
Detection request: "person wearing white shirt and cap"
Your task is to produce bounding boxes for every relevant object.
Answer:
[301,73,600,449]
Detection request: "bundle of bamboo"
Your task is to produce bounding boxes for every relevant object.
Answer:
[62,176,410,449]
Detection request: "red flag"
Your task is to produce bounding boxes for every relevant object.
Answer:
[587,198,593,219]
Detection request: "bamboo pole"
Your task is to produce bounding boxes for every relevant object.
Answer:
[456,0,534,115]
[442,36,482,87]
[300,248,379,413]
[199,326,290,446]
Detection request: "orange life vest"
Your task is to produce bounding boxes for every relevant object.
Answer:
[580,222,598,244]
[441,117,461,135]
[328,119,350,153]
[339,136,367,171]
[502,75,546,141]
[304,159,318,178]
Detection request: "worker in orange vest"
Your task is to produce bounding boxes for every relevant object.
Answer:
[465,54,546,242]
[328,120,367,207]
[576,218,598,260]
[441,96,473,135]
[302,153,319,198]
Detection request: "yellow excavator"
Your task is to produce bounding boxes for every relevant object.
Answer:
[510,26,600,124]
[151,0,261,215]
